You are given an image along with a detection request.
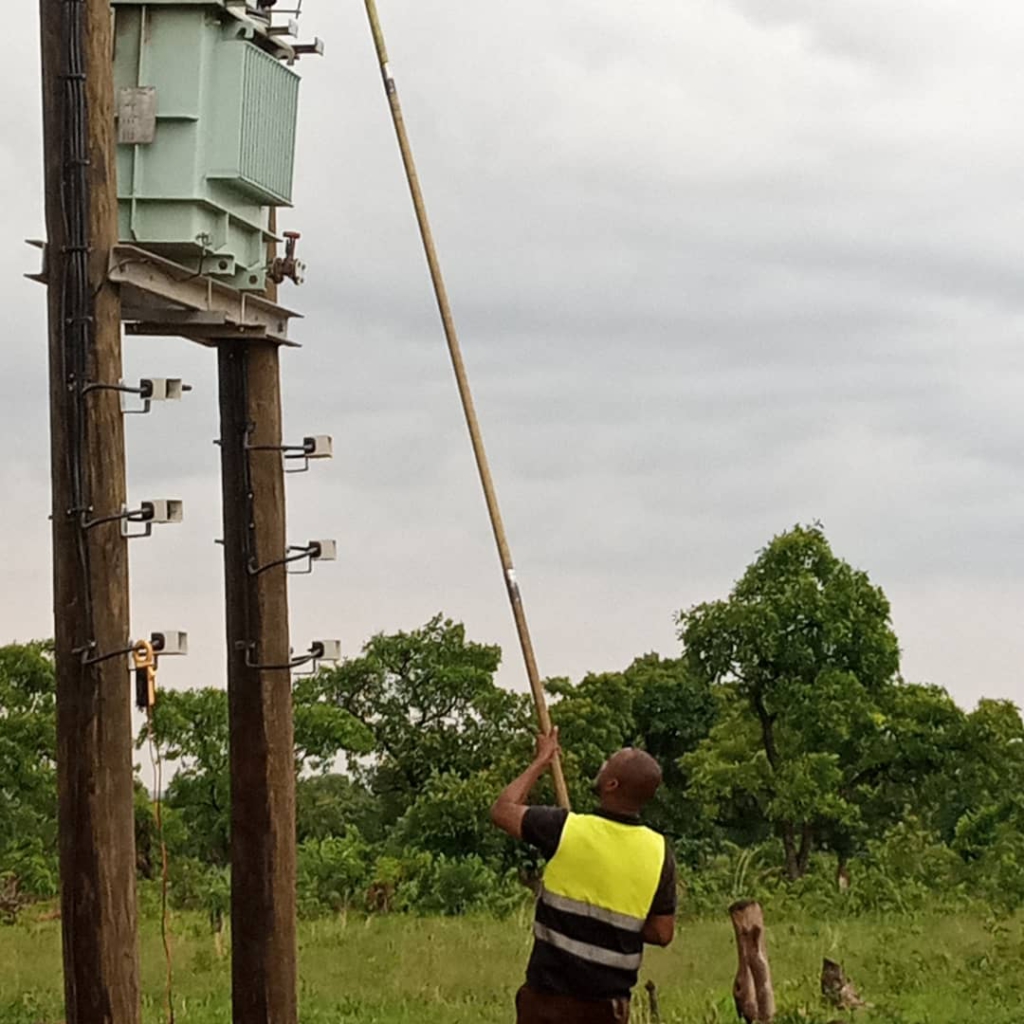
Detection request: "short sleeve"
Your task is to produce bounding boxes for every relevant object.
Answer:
[521,807,569,859]
[648,839,678,917]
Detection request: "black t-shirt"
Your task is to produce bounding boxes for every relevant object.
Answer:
[521,807,678,998]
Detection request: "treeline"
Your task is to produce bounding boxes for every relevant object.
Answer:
[2,525,1022,924]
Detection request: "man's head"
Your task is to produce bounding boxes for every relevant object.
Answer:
[592,748,663,815]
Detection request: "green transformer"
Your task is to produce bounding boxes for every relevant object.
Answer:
[112,0,308,290]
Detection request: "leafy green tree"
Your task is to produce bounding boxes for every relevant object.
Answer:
[547,654,719,856]
[297,774,383,844]
[625,654,720,853]
[389,770,513,865]
[678,525,901,879]
[292,681,375,773]
[307,615,532,824]
[822,681,965,875]
[0,643,58,893]
[937,699,1024,842]
[144,688,232,864]
[7,594,1019,920]
[547,670,636,784]
[842,690,1024,874]
[297,833,372,917]
[143,681,370,865]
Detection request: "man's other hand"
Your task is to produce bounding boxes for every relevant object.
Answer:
[642,914,675,947]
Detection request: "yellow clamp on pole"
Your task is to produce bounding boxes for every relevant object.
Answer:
[133,639,157,712]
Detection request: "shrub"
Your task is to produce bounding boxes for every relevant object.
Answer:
[162,856,230,931]
[970,824,1024,915]
[851,819,966,915]
[415,855,524,917]
[0,837,59,912]
[678,822,976,922]
[362,848,527,918]
[297,834,372,918]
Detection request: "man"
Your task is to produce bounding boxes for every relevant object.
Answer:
[491,728,676,1023]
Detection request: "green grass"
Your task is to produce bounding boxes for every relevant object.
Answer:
[2,907,1022,1023]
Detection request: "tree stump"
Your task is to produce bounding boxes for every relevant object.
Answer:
[821,959,868,1010]
[645,980,661,1023]
[0,876,25,925]
[729,900,776,1023]
[836,862,851,892]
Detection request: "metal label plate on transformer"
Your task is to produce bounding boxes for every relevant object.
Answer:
[117,87,157,144]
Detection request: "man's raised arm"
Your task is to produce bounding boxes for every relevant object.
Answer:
[490,728,561,840]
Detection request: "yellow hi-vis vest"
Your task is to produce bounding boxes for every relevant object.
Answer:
[535,813,665,975]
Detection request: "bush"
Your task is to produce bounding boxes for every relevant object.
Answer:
[362,849,527,918]
[0,838,58,905]
[389,772,512,864]
[970,824,1024,915]
[364,850,432,914]
[161,857,230,930]
[678,843,777,919]
[851,820,967,915]
[297,834,372,918]
[678,822,977,922]
[416,855,524,917]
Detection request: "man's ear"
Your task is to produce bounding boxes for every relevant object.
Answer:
[605,777,620,792]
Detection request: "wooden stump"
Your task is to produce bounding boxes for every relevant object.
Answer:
[644,980,661,1023]
[822,959,868,1010]
[0,876,23,925]
[729,900,776,1023]
[836,862,851,892]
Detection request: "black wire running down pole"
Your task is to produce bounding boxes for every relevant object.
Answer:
[363,0,570,810]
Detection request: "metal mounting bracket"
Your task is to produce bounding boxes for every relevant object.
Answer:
[109,245,302,347]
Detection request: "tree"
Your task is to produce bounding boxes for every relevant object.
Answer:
[0,642,58,893]
[937,698,1024,845]
[822,680,965,876]
[142,682,371,865]
[144,688,232,865]
[389,770,516,866]
[678,525,901,879]
[547,670,637,785]
[306,615,532,824]
[626,654,720,853]
[297,774,383,844]
[547,654,719,856]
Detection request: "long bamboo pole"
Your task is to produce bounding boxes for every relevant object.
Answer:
[363,0,570,809]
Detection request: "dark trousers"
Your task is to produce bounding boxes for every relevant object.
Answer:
[515,985,630,1024]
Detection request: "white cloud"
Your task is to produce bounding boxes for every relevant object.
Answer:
[0,1,1019,710]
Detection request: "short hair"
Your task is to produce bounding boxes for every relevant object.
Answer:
[606,748,662,807]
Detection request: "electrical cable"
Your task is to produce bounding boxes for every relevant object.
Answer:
[146,704,176,1024]
[58,0,98,642]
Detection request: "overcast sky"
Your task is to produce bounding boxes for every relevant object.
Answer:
[1,1,1020,713]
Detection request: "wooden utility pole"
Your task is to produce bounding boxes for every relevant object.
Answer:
[217,327,298,1023]
[38,1,141,1022]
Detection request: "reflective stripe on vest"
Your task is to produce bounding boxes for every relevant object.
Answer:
[539,887,646,932]
[536,813,665,974]
[533,923,644,971]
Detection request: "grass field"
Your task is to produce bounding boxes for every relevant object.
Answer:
[2,908,1022,1023]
